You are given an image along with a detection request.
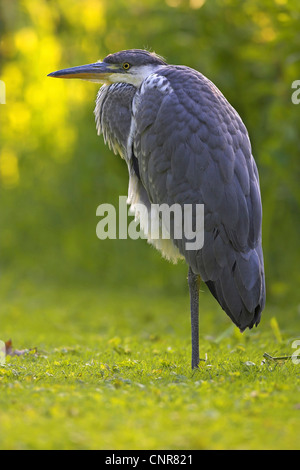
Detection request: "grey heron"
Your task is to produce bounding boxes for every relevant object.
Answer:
[48,49,265,369]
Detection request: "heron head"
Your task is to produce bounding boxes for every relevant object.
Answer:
[48,49,167,87]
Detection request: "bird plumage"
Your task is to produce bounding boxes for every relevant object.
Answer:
[94,55,265,332]
[49,49,266,366]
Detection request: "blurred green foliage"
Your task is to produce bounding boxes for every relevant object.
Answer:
[0,0,299,308]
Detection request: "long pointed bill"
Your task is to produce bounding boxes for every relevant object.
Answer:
[47,62,118,82]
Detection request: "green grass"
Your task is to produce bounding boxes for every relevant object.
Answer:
[0,275,300,450]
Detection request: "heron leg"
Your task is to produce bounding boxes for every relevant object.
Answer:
[188,267,200,369]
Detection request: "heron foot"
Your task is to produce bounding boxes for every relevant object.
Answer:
[191,353,207,369]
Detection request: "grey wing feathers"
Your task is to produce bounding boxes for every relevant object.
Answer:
[133,66,265,330]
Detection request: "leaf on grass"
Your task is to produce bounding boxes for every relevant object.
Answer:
[261,352,300,365]
[5,339,37,357]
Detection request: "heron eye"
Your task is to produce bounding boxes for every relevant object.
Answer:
[122,62,131,70]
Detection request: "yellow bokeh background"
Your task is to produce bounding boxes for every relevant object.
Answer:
[0,0,299,302]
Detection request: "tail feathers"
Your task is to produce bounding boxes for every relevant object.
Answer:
[205,248,265,331]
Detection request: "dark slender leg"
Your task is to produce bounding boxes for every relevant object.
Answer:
[188,266,200,369]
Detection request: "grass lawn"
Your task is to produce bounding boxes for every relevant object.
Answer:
[0,271,300,450]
